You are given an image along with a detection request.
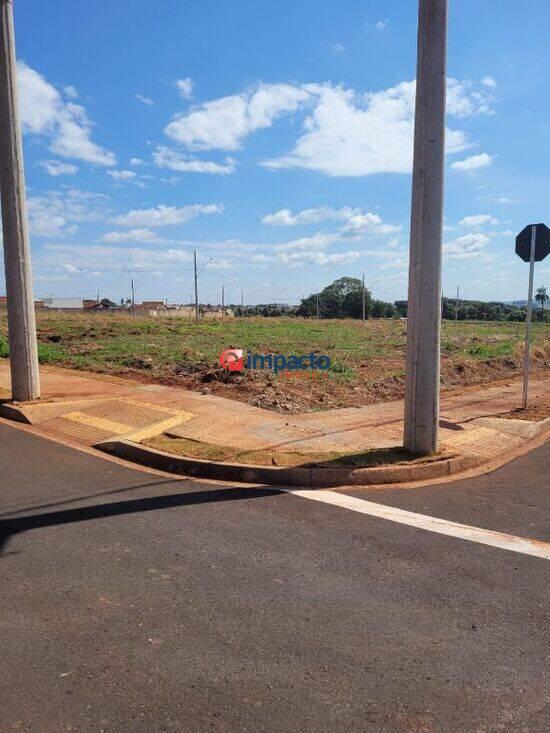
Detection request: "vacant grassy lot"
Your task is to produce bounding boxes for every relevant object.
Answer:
[1,310,549,412]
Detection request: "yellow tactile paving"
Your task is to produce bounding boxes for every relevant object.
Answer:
[124,415,192,443]
[116,398,193,416]
[64,411,133,435]
[34,397,195,446]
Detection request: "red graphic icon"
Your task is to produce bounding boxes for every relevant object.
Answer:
[219,348,244,371]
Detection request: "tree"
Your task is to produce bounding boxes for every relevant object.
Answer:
[394,300,407,318]
[535,286,548,321]
[298,277,371,319]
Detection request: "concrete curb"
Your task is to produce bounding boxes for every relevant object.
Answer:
[473,416,550,440]
[0,402,32,424]
[97,438,485,488]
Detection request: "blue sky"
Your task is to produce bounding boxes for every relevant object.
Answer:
[4,0,550,305]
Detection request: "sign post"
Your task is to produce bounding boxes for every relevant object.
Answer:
[515,223,550,409]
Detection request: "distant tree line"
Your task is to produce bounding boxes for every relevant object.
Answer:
[234,303,297,317]
[231,279,549,322]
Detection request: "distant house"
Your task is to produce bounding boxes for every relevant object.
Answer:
[43,297,84,311]
[141,301,166,310]
[203,308,235,320]
[149,305,195,318]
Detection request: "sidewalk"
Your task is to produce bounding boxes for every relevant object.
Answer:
[0,361,548,486]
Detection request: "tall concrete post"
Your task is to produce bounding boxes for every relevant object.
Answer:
[403,0,447,454]
[0,0,40,401]
[193,250,199,323]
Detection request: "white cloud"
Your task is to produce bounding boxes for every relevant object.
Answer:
[262,206,358,226]
[18,61,116,166]
[153,146,236,175]
[27,189,107,237]
[263,79,485,176]
[63,85,79,100]
[160,76,490,178]
[111,203,223,228]
[380,257,408,270]
[340,212,401,237]
[130,157,144,166]
[42,243,194,274]
[487,229,515,238]
[175,77,194,99]
[332,43,346,54]
[253,249,362,267]
[482,76,497,88]
[165,83,312,151]
[274,233,336,252]
[375,19,389,30]
[446,79,494,117]
[40,159,79,176]
[443,232,490,258]
[263,82,416,175]
[459,214,499,227]
[493,195,519,205]
[108,169,137,181]
[100,229,166,244]
[451,153,494,171]
[262,206,401,244]
[135,94,155,106]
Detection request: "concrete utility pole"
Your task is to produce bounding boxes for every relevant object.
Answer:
[193,250,199,323]
[0,0,40,401]
[455,285,460,322]
[403,0,447,455]
[362,274,366,325]
[221,283,224,317]
[316,292,320,319]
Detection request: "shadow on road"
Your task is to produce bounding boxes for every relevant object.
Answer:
[0,478,192,519]
[0,485,282,555]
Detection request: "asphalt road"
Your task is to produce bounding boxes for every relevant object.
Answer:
[0,422,548,732]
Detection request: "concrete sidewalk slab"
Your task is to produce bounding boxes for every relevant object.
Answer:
[0,360,548,486]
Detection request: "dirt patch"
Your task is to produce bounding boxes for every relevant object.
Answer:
[499,393,550,422]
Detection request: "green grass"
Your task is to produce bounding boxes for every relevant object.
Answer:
[36,342,68,364]
[0,312,548,410]
[466,340,515,359]
[144,434,452,468]
[0,335,67,363]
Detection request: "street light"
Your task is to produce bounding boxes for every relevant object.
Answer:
[193,251,213,323]
[362,276,380,325]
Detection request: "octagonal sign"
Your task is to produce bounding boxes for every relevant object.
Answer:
[515,223,550,262]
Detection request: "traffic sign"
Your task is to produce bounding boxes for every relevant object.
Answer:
[515,223,550,262]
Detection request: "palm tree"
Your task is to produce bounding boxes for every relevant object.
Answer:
[535,286,548,321]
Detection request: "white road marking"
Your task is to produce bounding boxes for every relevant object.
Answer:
[288,490,550,560]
